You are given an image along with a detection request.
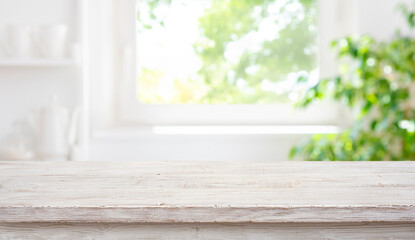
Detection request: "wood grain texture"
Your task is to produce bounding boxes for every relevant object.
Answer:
[1,223,415,240]
[0,161,414,223]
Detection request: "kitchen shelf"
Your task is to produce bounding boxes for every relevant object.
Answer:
[0,58,79,67]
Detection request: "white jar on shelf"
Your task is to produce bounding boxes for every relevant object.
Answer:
[3,25,34,59]
[35,24,68,59]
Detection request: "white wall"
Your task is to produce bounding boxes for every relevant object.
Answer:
[0,0,413,161]
[358,0,414,40]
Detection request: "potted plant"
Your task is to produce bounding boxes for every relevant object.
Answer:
[290,3,415,161]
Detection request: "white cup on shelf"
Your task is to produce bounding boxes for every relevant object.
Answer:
[35,24,68,59]
[2,25,34,59]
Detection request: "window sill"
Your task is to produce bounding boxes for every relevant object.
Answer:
[88,125,341,162]
[92,125,341,139]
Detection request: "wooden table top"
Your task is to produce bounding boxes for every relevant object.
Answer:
[0,161,414,223]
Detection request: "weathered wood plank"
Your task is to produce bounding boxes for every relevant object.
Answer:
[0,161,414,223]
[1,206,414,223]
[1,223,415,240]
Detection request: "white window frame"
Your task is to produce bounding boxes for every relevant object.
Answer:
[110,0,359,127]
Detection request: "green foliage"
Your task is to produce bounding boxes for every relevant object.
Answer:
[290,4,415,161]
[195,0,317,103]
[137,0,172,30]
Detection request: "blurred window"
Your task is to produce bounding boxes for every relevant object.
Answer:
[115,0,340,126]
[135,0,318,104]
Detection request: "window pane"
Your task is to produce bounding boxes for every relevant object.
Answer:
[136,0,317,104]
